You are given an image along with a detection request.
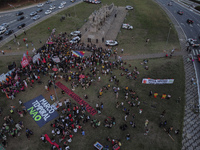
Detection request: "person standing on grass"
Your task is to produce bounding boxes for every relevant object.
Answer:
[26,132,30,140]
[124,115,127,122]
[144,129,149,135]
[126,134,130,140]
[145,119,149,127]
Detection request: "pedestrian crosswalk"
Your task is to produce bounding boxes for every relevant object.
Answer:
[192,49,200,56]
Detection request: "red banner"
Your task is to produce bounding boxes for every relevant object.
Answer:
[45,134,60,149]
[21,55,29,68]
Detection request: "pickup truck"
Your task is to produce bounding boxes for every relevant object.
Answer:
[187,38,200,47]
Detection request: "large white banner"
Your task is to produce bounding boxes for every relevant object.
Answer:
[142,78,174,84]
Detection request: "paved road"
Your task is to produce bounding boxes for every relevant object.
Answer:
[0,0,81,45]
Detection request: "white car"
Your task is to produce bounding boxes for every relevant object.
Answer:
[122,24,133,30]
[61,1,66,5]
[45,10,52,15]
[1,23,9,29]
[0,26,6,34]
[49,6,56,10]
[70,31,81,36]
[70,36,81,44]
[126,5,133,10]
[105,40,118,46]
[58,5,64,9]
[32,15,40,21]
[37,3,44,7]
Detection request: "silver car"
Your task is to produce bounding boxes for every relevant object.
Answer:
[32,15,40,21]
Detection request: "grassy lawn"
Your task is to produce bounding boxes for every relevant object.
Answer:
[0,56,185,150]
[0,0,180,55]
[0,0,185,150]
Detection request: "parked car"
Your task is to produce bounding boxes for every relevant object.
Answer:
[126,5,133,10]
[30,11,37,17]
[70,36,81,44]
[49,6,56,10]
[177,10,183,15]
[45,10,52,15]
[0,36,3,41]
[1,23,9,29]
[0,26,6,34]
[91,0,101,4]
[105,40,118,46]
[36,8,43,12]
[17,23,26,29]
[32,15,40,21]
[37,3,44,7]
[58,5,64,9]
[122,24,133,29]
[70,0,76,2]
[16,11,24,16]
[4,29,14,36]
[187,19,193,24]
[17,16,25,21]
[70,31,81,36]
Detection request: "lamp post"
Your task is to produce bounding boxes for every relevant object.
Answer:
[53,79,59,102]
[166,23,172,48]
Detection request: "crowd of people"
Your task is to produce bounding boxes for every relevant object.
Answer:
[0,28,181,149]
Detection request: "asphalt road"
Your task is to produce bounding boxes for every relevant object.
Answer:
[158,0,200,97]
[0,0,81,43]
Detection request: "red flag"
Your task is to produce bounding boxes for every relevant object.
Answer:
[42,58,46,63]
[45,134,60,149]
[26,50,28,55]
[21,54,29,68]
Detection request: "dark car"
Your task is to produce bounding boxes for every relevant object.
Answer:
[0,36,3,41]
[16,11,24,16]
[18,23,26,29]
[187,19,194,24]
[36,8,43,12]
[46,0,52,4]
[177,10,183,15]
[17,16,25,21]
[4,29,14,35]
[30,11,37,17]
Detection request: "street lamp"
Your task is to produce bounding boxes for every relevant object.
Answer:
[166,23,172,47]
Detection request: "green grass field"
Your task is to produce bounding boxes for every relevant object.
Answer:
[0,0,185,150]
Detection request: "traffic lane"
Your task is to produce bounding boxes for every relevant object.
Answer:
[159,0,200,41]
[0,0,81,41]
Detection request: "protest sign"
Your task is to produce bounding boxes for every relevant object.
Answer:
[24,95,59,127]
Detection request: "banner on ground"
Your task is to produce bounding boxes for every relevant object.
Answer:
[142,78,174,84]
[24,95,59,127]
[72,51,85,58]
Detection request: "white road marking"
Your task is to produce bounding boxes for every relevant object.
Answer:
[197,24,200,27]
[8,20,16,24]
[181,23,185,26]
[190,24,193,27]
[196,49,198,55]
[199,50,200,54]
[193,49,195,55]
